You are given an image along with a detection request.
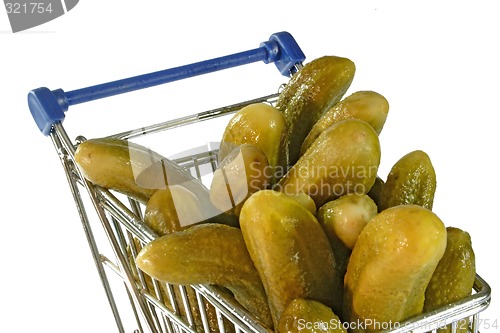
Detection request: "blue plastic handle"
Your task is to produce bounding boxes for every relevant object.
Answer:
[28,31,306,136]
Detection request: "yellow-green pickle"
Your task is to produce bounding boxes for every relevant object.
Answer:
[285,192,317,214]
[278,299,347,333]
[344,205,447,332]
[378,150,436,211]
[218,102,287,185]
[75,137,238,226]
[239,190,340,329]
[300,90,389,156]
[144,185,203,234]
[209,144,270,217]
[135,223,273,329]
[127,239,223,333]
[276,119,380,208]
[74,137,207,203]
[317,194,378,319]
[142,186,235,333]
[276,55,356,167]
[424,227,476,333]
[318,193,377,250]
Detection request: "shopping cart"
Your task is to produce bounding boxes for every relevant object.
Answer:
[28,32,491,333]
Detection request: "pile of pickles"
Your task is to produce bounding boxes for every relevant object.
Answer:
[75,55,476,333]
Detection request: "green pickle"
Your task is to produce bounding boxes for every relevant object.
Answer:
[424,227,476,333]
[301,90,389,156]
[209,144,270,218]
[344,205,447,332]
[378,150,436,211]
[144,185,203,235]
[318,194,377,250]
[316,194,375,320]
[142,188,237,333]
[276,119,380,208]
[239,190,339,329]
[218,103,287,185]
[278,299,347,333]
[74,137,236,225]
[277,55,356,167]
[74,137,207,203]
[136,223,273,329]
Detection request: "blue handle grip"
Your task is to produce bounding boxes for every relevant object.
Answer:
[29,31,306,136]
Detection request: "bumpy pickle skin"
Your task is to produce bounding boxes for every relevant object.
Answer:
[75,137,237,225]
[218,103,286,185]
[239,190,339,329]
[144,185,204,235]
[128,238,224,333]
[424,227,476,333]
[316,194,377,321]
[276,55,356,167]
[301,90,389,156]
[209,144,270,217]
[142,187,236,333]
[278,299,347,333]
[74,137,207,203]
[142,187,234,333]
[318,193,378,250]
[378,150,436,211]
[284,192,317,215]
[135,223,273,329]
[276,119,381,208]
[344,205,447,332]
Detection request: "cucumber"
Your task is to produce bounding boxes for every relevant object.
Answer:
[276,55,355,166]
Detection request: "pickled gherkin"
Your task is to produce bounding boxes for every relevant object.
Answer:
[239,190,339,329]
[144,185,203,235]
[318,193,377,250]
[276,119,380,208]
[277,55,356,167]
[424,227,476,333]
[218,103,286,185]
[135,223,273,329]
[344,205,447,332]
[209,144,270,217]
[278,299,347,333]
[301,90,389,156]
[74,137,207,203]
[317,194,377,320]
[142,187,237,333]
[379,150,436,211]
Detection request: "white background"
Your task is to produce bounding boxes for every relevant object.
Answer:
[1,1,498,332]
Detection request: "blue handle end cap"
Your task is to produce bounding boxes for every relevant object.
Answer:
[262,31,306,77]
[28,87,68,136]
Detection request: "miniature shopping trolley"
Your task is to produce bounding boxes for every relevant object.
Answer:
[28,32,491,333]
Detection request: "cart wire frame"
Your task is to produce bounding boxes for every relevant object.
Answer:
[31,32,491,333]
